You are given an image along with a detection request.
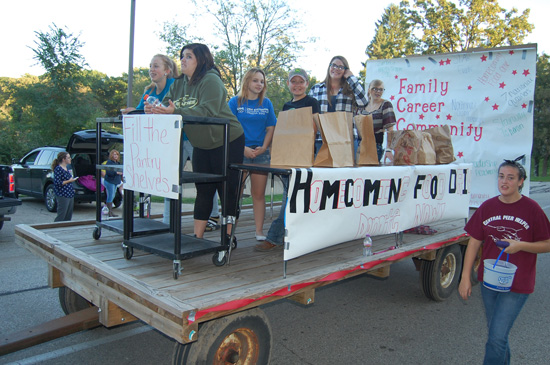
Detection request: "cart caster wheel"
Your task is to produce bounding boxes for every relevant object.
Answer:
[122,244,133,260]
[212,249,228,267]
[93,227,101,240]
[225,234,237,250]
[173,261,182,280]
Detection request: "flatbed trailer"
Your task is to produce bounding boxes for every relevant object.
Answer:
[13,206,471,364]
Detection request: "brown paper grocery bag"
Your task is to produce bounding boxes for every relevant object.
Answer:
[388,129,422,165]
[314,112,354,167]
[424,125,456,164]
[270,107,315,167]
[417,132,436,165]
[355,114,379,166]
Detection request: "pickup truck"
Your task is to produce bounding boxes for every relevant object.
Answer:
[0,165,22,231]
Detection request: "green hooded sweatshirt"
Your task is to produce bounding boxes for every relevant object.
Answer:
[163,69,243,150]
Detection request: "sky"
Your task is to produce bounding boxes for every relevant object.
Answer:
[2,0,549,81]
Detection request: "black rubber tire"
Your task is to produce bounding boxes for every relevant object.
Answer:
[92,227,101,240]
[123,246,134,260]
[58,286,93,315]
[212,250,228,267]
[45,184,57,212]
[172,308,272,365]
[420,244,463,302]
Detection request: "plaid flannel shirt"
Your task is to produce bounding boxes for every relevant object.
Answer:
[308,75,368,114]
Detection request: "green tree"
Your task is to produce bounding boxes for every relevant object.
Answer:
[160,0,303,110]
[401,0,534,54]
[533,53,550,176]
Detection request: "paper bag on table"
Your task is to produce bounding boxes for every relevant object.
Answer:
[314,112,354,167]
[417,132,436,165]
[388,129,422,165]
[424,125,456,164]
[270,107,315,167]
[355,114,379,166]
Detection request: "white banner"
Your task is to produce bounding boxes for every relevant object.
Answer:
[122,115,182,199]
[284,164,471,261]
[366,45,536,207]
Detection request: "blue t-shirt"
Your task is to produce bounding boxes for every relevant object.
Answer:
[228,97,277,147]
[135,78,175,110]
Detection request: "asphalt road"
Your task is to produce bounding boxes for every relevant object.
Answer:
[1,184,550,365]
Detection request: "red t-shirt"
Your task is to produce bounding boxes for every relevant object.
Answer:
[465,195,550,294]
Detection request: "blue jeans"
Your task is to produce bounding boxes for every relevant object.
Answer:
[265,175,288,246]
[481,285,529,365]
[243,147,270,165]
[103,180,117,203]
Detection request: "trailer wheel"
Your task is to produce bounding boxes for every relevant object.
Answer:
[172,308,272,365]
[59,286,93,315]
[420,244,463,302]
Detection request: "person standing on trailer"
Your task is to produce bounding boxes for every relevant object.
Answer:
[459,157,550,364]
[149,43,245,239]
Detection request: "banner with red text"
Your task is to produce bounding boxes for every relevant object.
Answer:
[366,45,536,206]
[122,115,182,199]
[284,164,471,261]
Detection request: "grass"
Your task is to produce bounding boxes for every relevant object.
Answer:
[149,194,284,206]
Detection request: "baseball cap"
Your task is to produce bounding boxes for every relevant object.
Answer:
[288,68,309,83]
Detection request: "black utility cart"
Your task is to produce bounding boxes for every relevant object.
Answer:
[120,115,236,279]
[92,117,170,240]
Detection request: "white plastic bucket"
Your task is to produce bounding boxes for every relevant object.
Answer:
[483,259,517,292]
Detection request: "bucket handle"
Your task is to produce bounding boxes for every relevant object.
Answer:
[493,249,510,269]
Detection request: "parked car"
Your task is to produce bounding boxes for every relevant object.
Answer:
[0,164,22,231]
[12,130,123,212]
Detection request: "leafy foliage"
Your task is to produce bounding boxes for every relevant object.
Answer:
[533,54,550,176]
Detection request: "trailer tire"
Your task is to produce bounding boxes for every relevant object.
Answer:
[172,308,272,365]
[420,244,463,302]
[59,287,93,315]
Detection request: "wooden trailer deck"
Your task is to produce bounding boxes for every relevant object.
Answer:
[14,206,469,345]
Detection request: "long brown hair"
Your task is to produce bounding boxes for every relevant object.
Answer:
[237,68,267,107]
[144,54,180,93]
[178,43,221,85]
[51,152,69,171]
[324,56,354,107]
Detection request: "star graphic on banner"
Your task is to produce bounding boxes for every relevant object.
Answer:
[419,114,425,120]
[509,50,515,55]
[446,58,451,65]
[390,95,395,101]
[395,75,399,79]
[468,85,472,90]
[484,96,490,102]
[446,114,452,120]
[481,54,488,62]
[457,151,464,158]
[492,104,499,110]
[436,115,441,119]
[512,70,518,75]
[499,82,506,89]
[439,59,445,66]
[421,66,425,71]
[522,103,527,109]
[523,69,530,76]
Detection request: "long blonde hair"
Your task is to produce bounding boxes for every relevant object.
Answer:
[237,68,267,107]
[144,54,180,93]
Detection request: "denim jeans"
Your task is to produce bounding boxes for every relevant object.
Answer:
[265,175,288,246]
[103,180,117,203]
[481,285,529,365]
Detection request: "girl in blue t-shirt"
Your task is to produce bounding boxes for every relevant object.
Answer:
[228,68,276,240]
[121,54,179,114]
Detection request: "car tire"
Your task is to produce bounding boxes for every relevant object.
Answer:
[45,184,58,212]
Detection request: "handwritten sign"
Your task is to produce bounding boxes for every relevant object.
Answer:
[366,45,536,207]
[122,115,182,199]
[284,164,471,261]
